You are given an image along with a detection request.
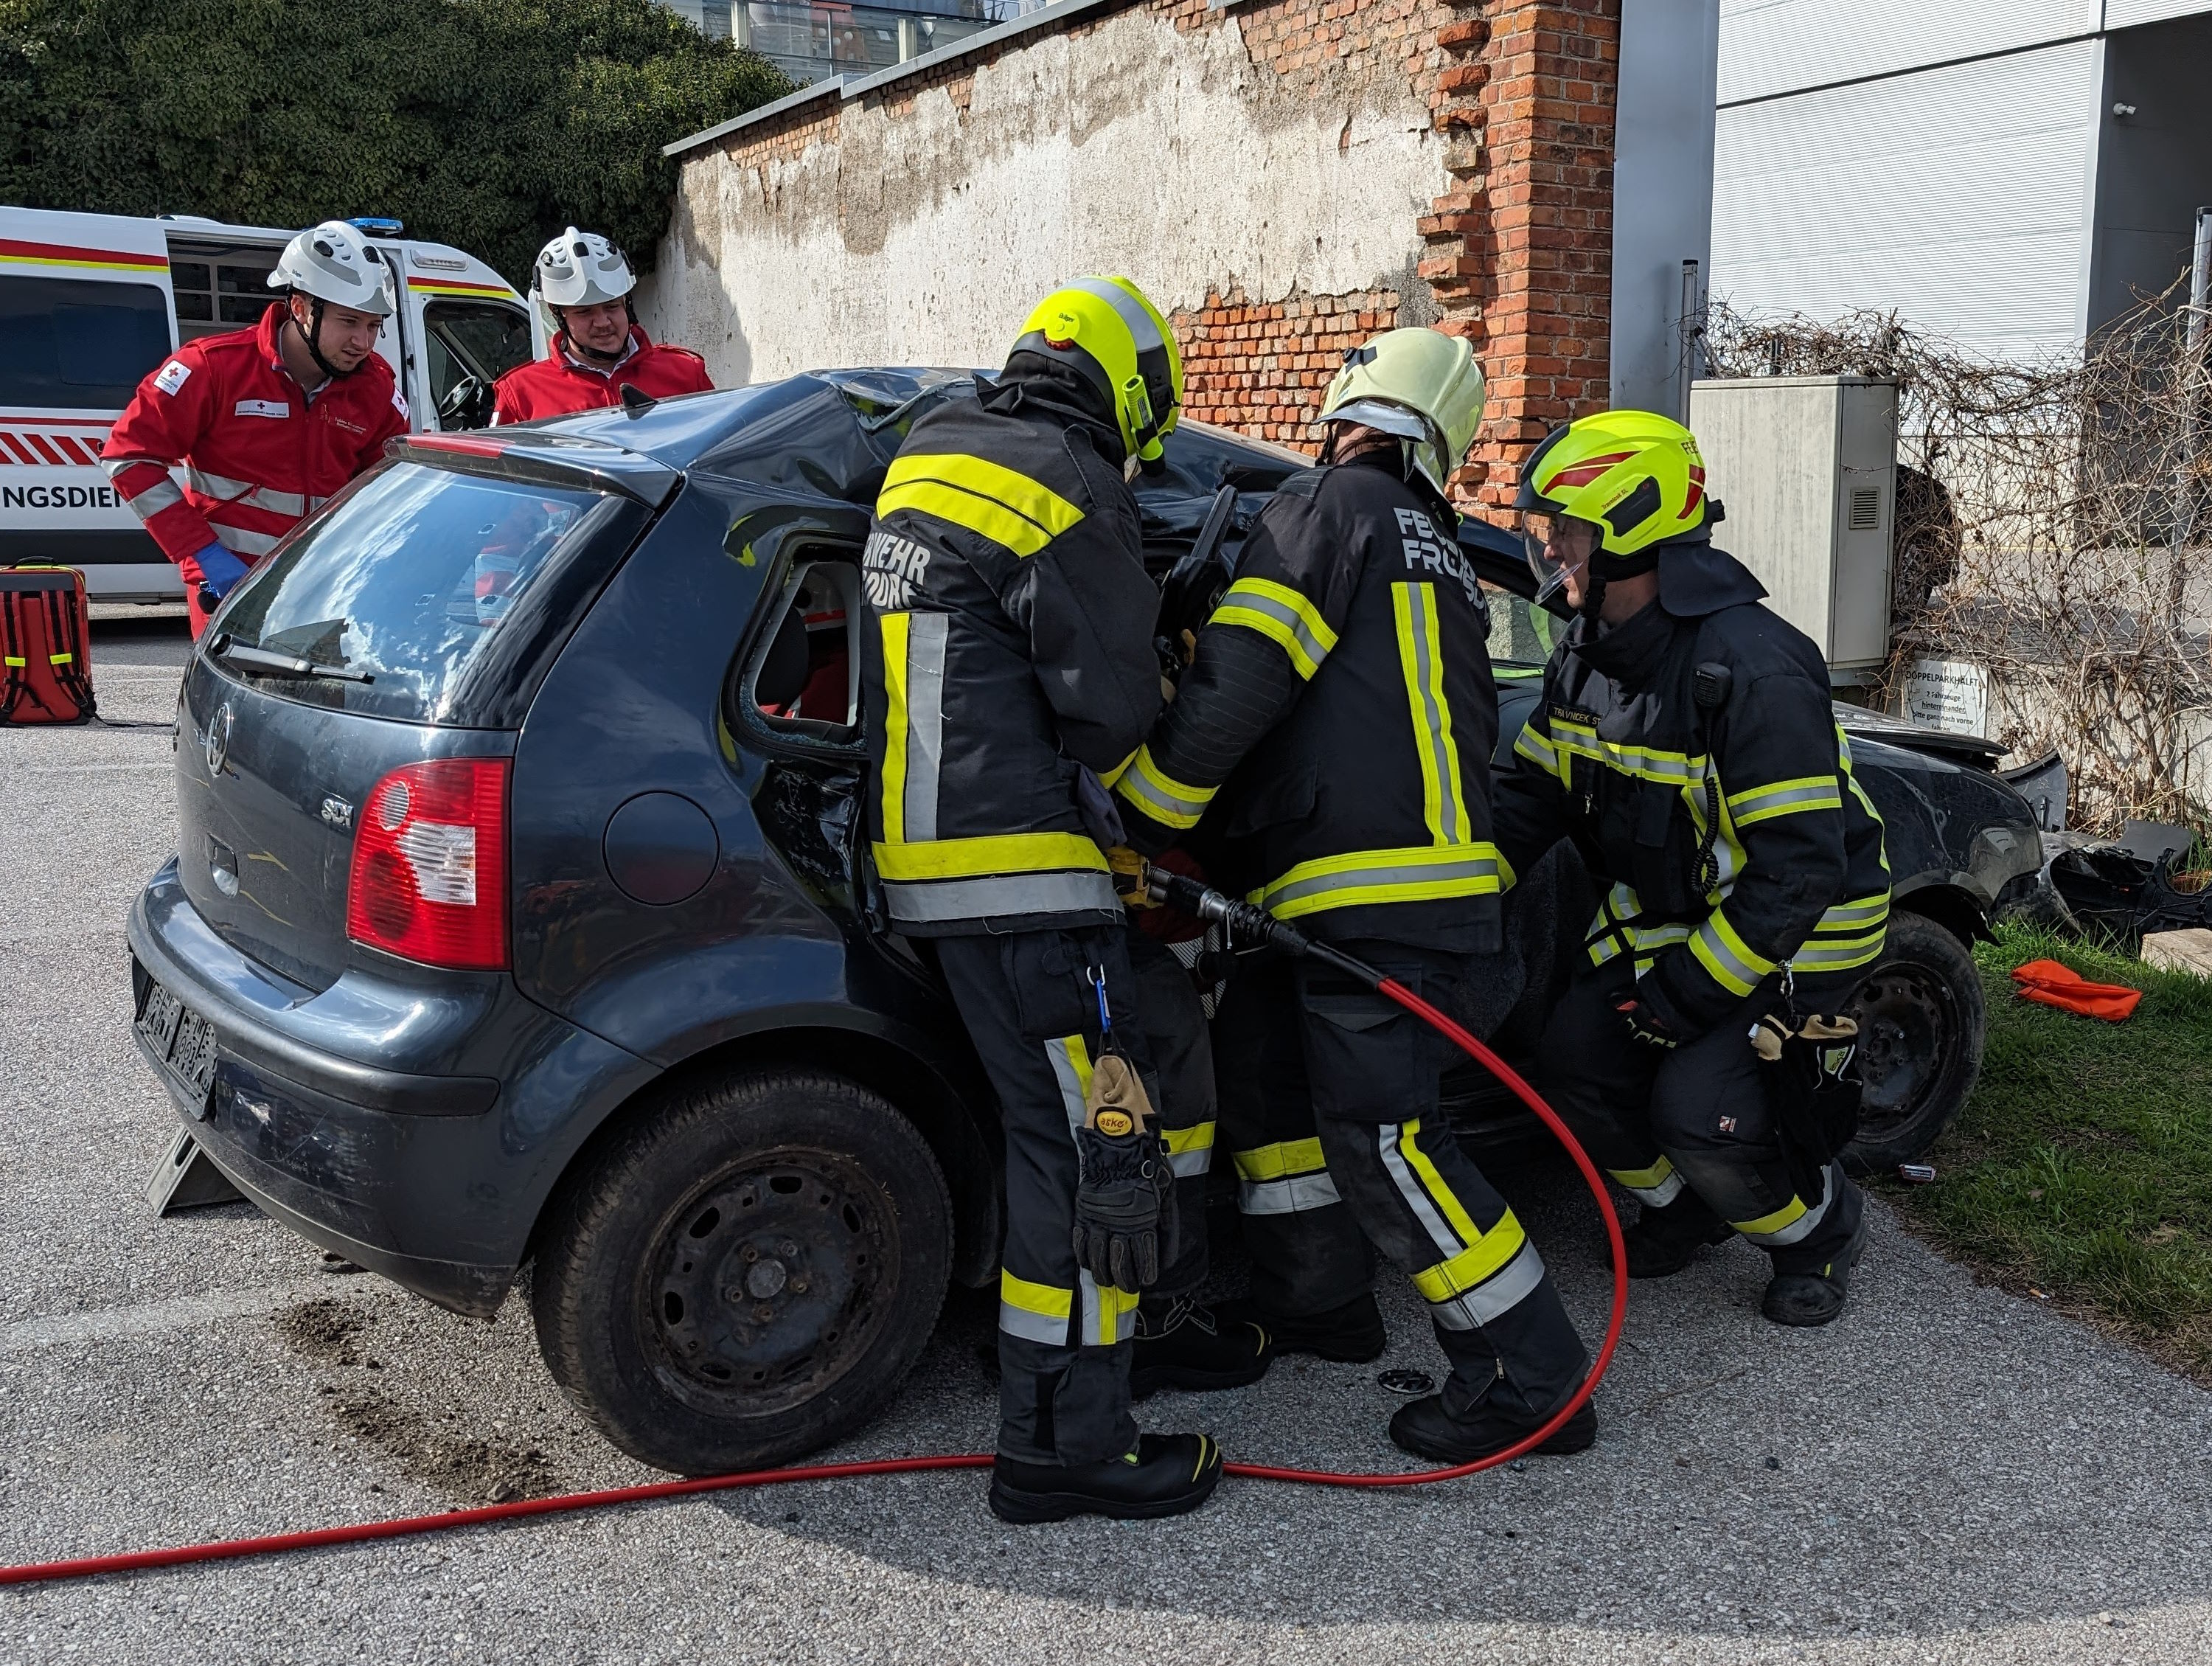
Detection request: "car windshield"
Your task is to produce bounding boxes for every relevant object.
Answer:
[212,462,624,723]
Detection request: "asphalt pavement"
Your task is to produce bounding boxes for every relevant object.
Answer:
[1,614,2208,1664]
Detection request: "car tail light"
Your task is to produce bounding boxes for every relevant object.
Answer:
[346,760,509,969]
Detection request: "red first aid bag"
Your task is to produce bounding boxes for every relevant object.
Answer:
[0,565,97,725]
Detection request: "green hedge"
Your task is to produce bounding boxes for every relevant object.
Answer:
[0,0,791,288]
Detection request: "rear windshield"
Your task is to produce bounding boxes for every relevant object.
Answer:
[212,461,643,725]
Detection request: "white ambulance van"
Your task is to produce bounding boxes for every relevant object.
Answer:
[0,206,533,600]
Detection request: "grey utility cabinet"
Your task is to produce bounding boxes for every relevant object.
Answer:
[1686,375,1898,678]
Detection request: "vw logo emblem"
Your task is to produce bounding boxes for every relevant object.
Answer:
[205,704,234,777]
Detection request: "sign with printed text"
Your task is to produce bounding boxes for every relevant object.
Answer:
[1904,657,1989,737]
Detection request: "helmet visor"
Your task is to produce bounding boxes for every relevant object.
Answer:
[1522,510,1600,607]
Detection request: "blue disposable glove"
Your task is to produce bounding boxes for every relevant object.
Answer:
[192,542,249,599]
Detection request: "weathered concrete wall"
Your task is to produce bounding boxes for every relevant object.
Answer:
[651,0,1622,486]
[646,0,1451,393]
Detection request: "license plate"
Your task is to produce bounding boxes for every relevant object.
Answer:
[136,975,219,1114]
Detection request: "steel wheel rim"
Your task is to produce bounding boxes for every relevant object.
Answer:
[1846,959,1959,1142]
[639,1148,899,1418]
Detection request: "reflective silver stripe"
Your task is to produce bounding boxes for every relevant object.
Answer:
[122,477,185,519]
[1739,1170,1834,1247]
[189,467,309,517]
[1399,583,1462,844]
[1261,848,1502,915]
[1818,895,1891,929]
[1690,914,1772,997]
[1610,1161,1686,1209]
[881,870,1121,924]
[1043,1036,1089,1135]
[1792,931,1886,971]
[186,465,255,500]
[1077,1274,1138,1347]
[99,455,142,482]
[1068,276,1166,357]
[901,611,947,843]
[1217,582,1334,676]
[1167,1145,1212,1179]
[1116,749,1214,828]
[1377,1123,1462,1260]
[1237,1171,1343,1215]
[206,522,284,557]
[1512,722,1559,776]
[1727,778,1841,824]
[1429,1240,1548,1330]
[999,1301,1069,1345]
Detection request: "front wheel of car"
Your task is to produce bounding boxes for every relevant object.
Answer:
[532,1066,953,1476]
[1840,910,1988,1175]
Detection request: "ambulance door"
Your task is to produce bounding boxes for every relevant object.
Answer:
[0,208,179,597]
[396,245,532,431]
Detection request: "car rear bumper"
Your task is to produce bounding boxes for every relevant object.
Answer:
[128,858,658,1316]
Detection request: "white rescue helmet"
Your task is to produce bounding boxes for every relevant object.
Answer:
[266,221,397,319]
[532,227,636,333]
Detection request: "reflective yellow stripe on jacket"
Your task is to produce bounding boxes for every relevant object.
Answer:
[877,452,1084,558]
[1252,843,1509,920]
[1393,582,1472,847]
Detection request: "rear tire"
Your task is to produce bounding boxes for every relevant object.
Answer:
[532,1067,953,1475]
[1840,911,1986,1174]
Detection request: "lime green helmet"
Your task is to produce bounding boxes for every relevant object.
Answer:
[1318,327,1485,496]
[1011,277,1183,462]
[1515,409,1711,558]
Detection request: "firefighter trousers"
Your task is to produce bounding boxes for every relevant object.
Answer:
[936,922,1166,1466]
[1536,963,1864,1271]
[1213,944,1589,1422]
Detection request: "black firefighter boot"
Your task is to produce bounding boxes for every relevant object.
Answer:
[1761,1180,1870,1327]
[1215,1291,1388,1364]
[988,1432,1225,1524]
[1389,1373,1597,1464]
[1620,1192,1736,1278]
[1130,1296,1274,1398]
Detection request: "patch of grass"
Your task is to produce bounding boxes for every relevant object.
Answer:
[1891,920,2212,1383]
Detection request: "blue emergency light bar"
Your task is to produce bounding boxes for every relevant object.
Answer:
[349,217,406,237]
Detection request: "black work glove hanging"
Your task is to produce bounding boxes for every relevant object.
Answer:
[1071,1096,1175,1291]
[1068,965,1176,1291]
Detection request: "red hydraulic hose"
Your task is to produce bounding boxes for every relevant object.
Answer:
[0,945,1628,1587]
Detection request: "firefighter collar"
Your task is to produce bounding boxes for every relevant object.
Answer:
[1657,541,1767,618]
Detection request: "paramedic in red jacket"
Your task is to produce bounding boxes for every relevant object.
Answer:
[102,220,408,638]
[490,228,713,425]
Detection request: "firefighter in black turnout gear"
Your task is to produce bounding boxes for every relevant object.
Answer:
[1496,410,1892,1327]
[860,278,1237,1524]
[1116,328,1596,1463]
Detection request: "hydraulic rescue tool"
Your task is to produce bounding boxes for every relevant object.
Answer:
[1,873,1629,1587]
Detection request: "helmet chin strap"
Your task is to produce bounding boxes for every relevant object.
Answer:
[291,297,355,381]
[560,302,635,367]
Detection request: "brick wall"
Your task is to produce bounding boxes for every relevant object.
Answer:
[1173,285,1409,451]
[1175,0,1621,501]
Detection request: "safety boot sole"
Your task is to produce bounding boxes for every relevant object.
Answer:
[1388,1394,1598,1463]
